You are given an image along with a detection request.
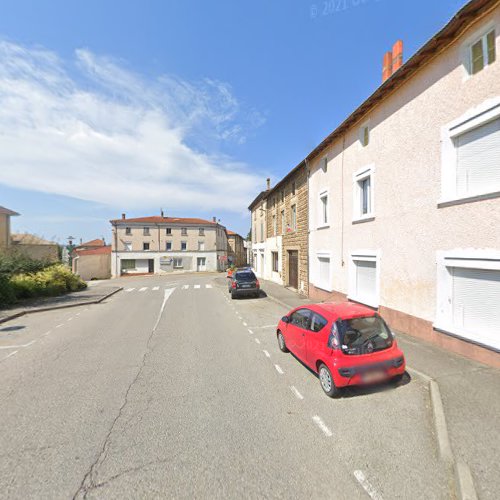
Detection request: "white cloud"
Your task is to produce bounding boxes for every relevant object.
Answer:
[0,41,266,212]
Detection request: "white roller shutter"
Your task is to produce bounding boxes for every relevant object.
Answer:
[354,260,377,305]
[317,257,330,290]
[455,117,500,196]
[451,267,500,349]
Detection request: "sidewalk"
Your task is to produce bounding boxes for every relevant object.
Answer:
[0,285,122,324]
[262,277,500,500]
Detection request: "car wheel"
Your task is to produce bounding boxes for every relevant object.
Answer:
[318,364,341,398]
[231,290,236,299]
[277,331,289,353]
[392,373,404,384]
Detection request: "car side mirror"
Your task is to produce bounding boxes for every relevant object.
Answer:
[282,316,290,323]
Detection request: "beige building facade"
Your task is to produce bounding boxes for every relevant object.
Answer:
[307,0,500,366]
[0,206,19,250]
[249,190,268,277]
[11,233,59,261]
[227,231,246,267]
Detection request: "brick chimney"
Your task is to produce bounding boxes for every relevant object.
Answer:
[121,213,126,220]
[392,40,404,73]
[382,51,393,82]
[266,177,271,190]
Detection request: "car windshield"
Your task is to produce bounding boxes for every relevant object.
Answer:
[235,272,256,282]
[337,315,393,354]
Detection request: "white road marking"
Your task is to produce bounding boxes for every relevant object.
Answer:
[243,322,248,326]
[255,338,261,344]
[0,340,36,350]
[194,285,201,289]
[153,288,176,331]
[407,366,432,383]
[312,416,333,437]
[353,470,383,500]
[125,288,135,292]
[249,324,276,329]
[67,317,73,322]
[1,350,18,362]
[43,330,52,337]
[182,285,189,290]
[205,284,213,289]
[139,287,148,292]
[274,364,284,374]
[56,324,64,329]
[248,329,254,334]
[152,286,160,291]
[75,313,81,316]
[263,350,270,358]
[290,386,304,400]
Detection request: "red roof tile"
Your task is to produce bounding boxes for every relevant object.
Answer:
[79,238,105,247]
[74,246,111,256]
[110,216,217,225]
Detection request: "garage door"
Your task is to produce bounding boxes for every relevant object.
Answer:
[354,260,377,306]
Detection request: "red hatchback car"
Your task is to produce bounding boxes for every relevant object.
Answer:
[277,302,406,398]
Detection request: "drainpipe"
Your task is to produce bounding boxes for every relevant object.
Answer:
[341,134,346,267]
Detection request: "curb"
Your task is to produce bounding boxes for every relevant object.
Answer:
[0,287,123,324]
[265,293,295,310]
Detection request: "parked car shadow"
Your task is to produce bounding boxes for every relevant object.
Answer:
[0,325,26,332]
[289,352,411,398]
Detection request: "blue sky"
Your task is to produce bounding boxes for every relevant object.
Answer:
[0,0,467,244]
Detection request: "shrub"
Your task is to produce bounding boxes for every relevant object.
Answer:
[0,251,52,279]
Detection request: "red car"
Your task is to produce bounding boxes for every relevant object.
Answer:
[277,302,406,398]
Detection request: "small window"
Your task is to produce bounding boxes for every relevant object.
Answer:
[273,215,277,236]
[199,228,205,236]
[166,242,172,251]
[291,182,296,196]
[143,227,150,236]
[360,126,370,147]
[470,29,496,75]
[166,228,172,235]
[310,313,328,333]
[319,192,328,226]
[290,309,311,329]
[143,242,150,251]
[125,227,132,235]
[181,227,188,236]
[291,204,297,231]
[260,221,264,242]
[198,241,205,251]
[181,241,187,251]
[173,258,183,268]
[124,241,132,251]
[281,210,285,235]
[272,251,279,272]
[353,166,374,220]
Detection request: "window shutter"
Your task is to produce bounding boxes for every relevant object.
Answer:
[451,267,500,349]
[355,260,377,304]
[456,118,500,196]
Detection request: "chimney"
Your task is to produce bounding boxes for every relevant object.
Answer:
[212,216,217,223]
[382,51,393,82]
[121,213,126,220]
[266,177,271,190]
[392,40,403,73]
[160,208,164,217]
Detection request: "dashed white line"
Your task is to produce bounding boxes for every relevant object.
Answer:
[1,350,18,362]
[353,470,383,500]
[290,386,304,400]
[205,284,213,289]
[43,330,52,337]
[263,350,270,358]
[194,285,201,289]
[274,364,284,375]
[56,324,64,329]
[243,322,248,326]
[248,329,254,334]
[312,415,333,437]
[0,340,36,350]
[139,287,148,292]
[152,286,160,291]
[75,313,81,316]
[67,317,73,322]
[249,324,276,329]
[255,338,261,344]
[125,288,135,292]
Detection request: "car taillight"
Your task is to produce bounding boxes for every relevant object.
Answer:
[231,281,237,288]
[255,280,260,288]
[327,322,340,350]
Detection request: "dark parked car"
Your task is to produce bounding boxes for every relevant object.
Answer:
[228,270,260,299]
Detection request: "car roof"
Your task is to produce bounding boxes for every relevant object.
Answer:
[298,302,376,321]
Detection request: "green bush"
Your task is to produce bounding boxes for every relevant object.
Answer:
[0,251,52,279]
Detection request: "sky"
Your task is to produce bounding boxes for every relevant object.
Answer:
[0,0,468,244]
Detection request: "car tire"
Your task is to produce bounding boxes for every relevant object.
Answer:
[392,373,404,384]
[231,290,236,300]
[318,363,341,398]
[277,331,289,353]
[254,292,260,298]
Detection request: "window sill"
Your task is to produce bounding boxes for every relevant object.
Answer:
[437,190,500,208]
[352,216,375,225]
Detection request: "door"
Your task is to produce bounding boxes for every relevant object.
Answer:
[197,257,206,272]
[306,313,330,368]
[287,308,311,360]
[288,251,299,289]
[148,259,154,273]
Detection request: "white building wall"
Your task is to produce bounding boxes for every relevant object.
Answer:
[264,236,283,284]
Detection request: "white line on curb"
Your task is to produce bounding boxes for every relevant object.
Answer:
[255,338,261,344]
[354,470,383,500]
[312,415,333,437]
[290,386,304,400]
[263,350,270,358]
[274,364,284,374]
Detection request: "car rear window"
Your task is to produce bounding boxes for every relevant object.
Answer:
[337,315,393,355]
[235,272,256,282]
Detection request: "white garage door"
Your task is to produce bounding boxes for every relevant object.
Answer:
[354,260,377,306]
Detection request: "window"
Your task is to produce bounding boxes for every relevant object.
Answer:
[181,227,188,236]
[124,241,132,251]
[348,253,379,307]
[319,191,328,227]
[322,157,328,173]
[290,309,311,329]
[291,181,296,196]
[198,241,205,251]
[143,242,150,251]
[253,227,256,243]
[436,251,500,350]
[121,259,135,270]
[173,258,183,269]
[143,227,150,236]
[291,204,297,231]
[281,210,285,235]
[470,29,496,75]
[166,228,172,235]
[199,228,205,236]
[360,125,370,147]
[181,241,187,251]
[125,227,132,235]
[273,215,277,236]
[166,242,172,251]
[316,255,331,291]
[310,313,328,333]
[272,251,279,272]
[353,165,375,220]
[260,221,264,242]
[281,190,284,202]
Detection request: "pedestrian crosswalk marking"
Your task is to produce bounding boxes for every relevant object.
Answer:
[125,288,135,292]
[205,284,213,289]
[152,286,160,291]
[182,285,189,290]
[139,287,148,292]
[194,285,201,289]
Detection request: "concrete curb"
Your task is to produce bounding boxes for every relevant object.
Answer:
[265,293,294,310]
[0,287,123,324]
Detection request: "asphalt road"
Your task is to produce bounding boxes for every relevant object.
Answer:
[0,273,451,499]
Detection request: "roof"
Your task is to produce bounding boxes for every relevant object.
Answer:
[226,230,242,238]
[283,0,500,170]
[0,206,20,216]
[74,245,111,256]
[79,238,105,247]
[267,161,306,196]
[248,191,268,211]
[110,216,218,225]
[11,233,58,246]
